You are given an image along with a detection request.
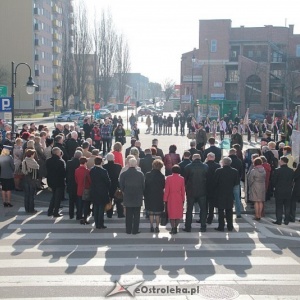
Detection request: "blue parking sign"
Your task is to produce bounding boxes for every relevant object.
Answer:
[0,97,12,112]
[94,110,100,120]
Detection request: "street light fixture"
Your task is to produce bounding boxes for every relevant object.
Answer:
[11,61,38,138]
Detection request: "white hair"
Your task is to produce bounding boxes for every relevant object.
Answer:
[71,131,78,139]
[222,157,232,166]
[128,158,137,168]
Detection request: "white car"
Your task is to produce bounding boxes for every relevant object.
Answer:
[56,111,82,122]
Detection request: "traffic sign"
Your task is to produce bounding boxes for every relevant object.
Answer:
[94,110,100,119]
[124,95,130,104]
[94,103,100,110]
[0,97,12,112]
[0,86,7,97]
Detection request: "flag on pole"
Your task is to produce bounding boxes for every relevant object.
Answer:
[271,110,275,129]
[293,111,298,129]
[243,108,249,133]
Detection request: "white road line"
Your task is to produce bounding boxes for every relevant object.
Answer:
[0,243,280,253]
[0,256,297,268]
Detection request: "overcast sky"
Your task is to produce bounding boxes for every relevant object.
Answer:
[81,0,300,85]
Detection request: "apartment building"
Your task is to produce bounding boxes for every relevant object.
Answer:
[181,19,300,116]
[0,0,74,112]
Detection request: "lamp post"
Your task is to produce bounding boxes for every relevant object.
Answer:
[191,52,196,114]
[205,39,211,117]
[11,61,37,138]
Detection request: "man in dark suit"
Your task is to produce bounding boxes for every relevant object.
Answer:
[135,141,145,158]
[178,151,191,177]
[54,134,68,162]
[152,138,164,160]
[186,140,202,160]
[139,148,155,175]
[66,150,82,219]
[204,152,221,224]
[203,137,222,163]
[65,131,79,160]
[214,156,239,231]
[103,153,123,218]
[125,138,136,158]
[272,156,294,225]
[46,147,66,217]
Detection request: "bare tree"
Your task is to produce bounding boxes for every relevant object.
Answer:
[149,82,162,99]
[162,78,175,101]
[61,2,75,109]
[73,2,92,109]
[115,34,130,103]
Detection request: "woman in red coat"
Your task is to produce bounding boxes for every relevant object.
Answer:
[164,165,186,234]
[75,157,91,224]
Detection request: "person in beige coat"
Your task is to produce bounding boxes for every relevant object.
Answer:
[146,116,152,133]
[248,157,266,221]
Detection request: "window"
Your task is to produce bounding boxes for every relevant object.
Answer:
[296,45,300,57]
[245,75,261,103]
[248,50,253,58]
[211,40,217,52]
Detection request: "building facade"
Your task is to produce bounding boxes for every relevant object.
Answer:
[180,19,300,117]
[0,0,74,112]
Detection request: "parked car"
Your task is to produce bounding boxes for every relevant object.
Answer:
[56,110,82,122]
[249,113,265,123]
[103,103,118,112]
[98,109,112,119]
[138,107,153,116]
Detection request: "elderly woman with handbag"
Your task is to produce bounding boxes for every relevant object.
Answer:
[90,156,111,229]
[75,157,91,224]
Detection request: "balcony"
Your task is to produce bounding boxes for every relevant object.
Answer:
[53,60,60,67]
[53,33,60,40]
[52,20,61,27]
[53,46,61,54]
[53,73,60,80]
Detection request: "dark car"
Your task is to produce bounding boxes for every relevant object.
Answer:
[249,113,265,123]
[138,107,153,116]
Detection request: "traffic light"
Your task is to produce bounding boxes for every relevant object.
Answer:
[136,101,140,108]
[50,98,54,107]
[152,98,155,104]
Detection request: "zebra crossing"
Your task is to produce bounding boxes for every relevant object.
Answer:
[0,207,300,299]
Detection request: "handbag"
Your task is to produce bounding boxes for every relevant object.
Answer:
[104,201,112,212]
[82,170,90,201]
[114,188,123,200]
[187,132,195,139]
[160,211,168,226]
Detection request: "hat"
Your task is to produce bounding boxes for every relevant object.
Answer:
[261,138,268,143]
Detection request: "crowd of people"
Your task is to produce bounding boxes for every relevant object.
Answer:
[0,112,299,234]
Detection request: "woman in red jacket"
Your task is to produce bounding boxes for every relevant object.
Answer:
[164,165,186,234]
[75,157,91,224]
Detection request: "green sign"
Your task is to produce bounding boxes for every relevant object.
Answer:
[0,86,7,97]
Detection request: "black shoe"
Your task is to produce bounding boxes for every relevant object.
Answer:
[29,210,38,214]
[272,221,282,225]
[206,219,212,224]
[182,228,191,232]
[47,213,53,217]
[53,213,63,217]
[85,221,90,225]
[236,215,242,219]
[227,227,234,232]
[118,215,125,218]
[6,203,13,207]
[155,227,160,233]
[196,220,201,223]
[3,202,8,207]
[80,219,86,225]
[132,231,141,235]
[284,221,289,225]
[169,228,175,234]
[173,227,177,234]
[214,228,224,232]
[69,216,74,220]
[150,227,154,233]
[100,225,107,229]
[200,228,206,232]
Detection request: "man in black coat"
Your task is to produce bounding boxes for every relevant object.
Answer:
[230,126,243,150]
[65,131,79,160]
[54,134,68,162]
[186,140,202,161]
[46,147,66,217]
[272,156,295,225]
[179,113,186,136]
[125,138,136,158]
[66,150,82,219]
[204,152,221,224]
[290,163,300,222]
[152,138,164,160]
[203,137,222,163]
[135,141,145,158]
[139,148,155,175]
[184,153,208,232]
[214,157,239,231]
[228,148,243,218]
[178,151,191,177]
[103,153,124,218]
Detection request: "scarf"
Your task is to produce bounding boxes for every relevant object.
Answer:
[22,157,39,179]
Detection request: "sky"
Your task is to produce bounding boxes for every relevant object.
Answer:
[81,0,300,85]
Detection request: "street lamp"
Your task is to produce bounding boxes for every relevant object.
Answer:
[205,39,211,117]
[191,52,196,113]
[11,61,37,137]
